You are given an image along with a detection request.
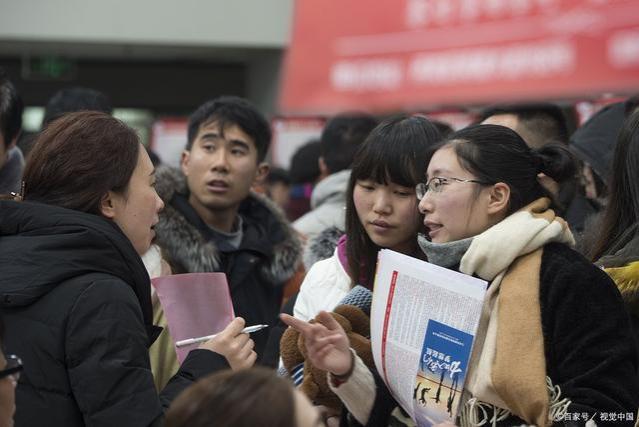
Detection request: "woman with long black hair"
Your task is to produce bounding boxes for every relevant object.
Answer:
[588,107,639,349]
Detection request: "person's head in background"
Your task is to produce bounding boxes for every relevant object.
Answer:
[430,119,454,138]
[479,103,569,148]
[265,167,291,211]
[570,96,639,203]
[480,103,573,204]
[0,313,21,427]
[346,115,441,287]
[319,113,379,180]
[23,111,164,256]
[418,124,575,244]
[181,96,270,232]
[26,86,112,160]
[42,87,113,129]
[589,108,639,262]
[165,367,325,427]
[289,139,322,186]
[39,86,162,167]
[287,139,322,221]
[0,70,23,172]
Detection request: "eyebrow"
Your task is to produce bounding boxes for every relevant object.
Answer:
[229,139,251,151]
[199,133,251,150]
[428,168,452,177]
[199,132,221,141]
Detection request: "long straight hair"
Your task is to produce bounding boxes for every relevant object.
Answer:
[590,109,639,261]
[345,115,441,288]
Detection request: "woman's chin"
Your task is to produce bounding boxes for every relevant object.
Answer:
[428,227,446,243]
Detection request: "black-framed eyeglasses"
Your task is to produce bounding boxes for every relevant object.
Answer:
[0,355,23,382]
[415,176,490,200]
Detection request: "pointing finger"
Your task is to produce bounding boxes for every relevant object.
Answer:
[280,313,313,334]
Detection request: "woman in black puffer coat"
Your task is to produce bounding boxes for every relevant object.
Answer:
[0,112,255,427]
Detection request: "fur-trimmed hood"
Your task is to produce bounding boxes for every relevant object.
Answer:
[154,166,302,285]
[303,225,344,269]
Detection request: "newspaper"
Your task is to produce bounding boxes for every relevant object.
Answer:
[371,250,487,426]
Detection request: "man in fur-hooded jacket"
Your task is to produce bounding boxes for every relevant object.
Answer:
[149,97,301,379]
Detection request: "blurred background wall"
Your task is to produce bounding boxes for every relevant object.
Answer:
[0,0,293,132]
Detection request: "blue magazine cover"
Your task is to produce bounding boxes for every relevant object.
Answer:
[412,320,474,426]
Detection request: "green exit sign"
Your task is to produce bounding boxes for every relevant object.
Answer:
[21,56,77,81]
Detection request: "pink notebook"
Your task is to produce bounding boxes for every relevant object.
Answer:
[152,273,235,363]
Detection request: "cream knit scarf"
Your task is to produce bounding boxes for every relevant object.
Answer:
[458,198,574,427]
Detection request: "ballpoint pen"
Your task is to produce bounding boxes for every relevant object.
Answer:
[176,324,269,348]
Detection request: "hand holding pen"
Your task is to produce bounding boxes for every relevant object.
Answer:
[195,317,263,371]
[176,324,269,347]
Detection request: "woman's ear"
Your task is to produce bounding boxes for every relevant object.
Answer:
[487,182,510,215]
[100,191,117,219]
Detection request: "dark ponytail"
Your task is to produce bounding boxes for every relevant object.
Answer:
[534,142,577,183]
[441,124,576,215]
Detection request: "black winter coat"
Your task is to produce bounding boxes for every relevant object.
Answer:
[0,201,229,427]
[153,167,302,366]
[348,243,639,427]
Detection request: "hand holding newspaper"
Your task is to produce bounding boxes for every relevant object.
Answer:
[371,250,487,427]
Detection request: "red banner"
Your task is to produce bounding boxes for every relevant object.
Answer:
[280,0,639,113]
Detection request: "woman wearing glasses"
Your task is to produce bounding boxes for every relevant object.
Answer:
[588,108,639,358]
[285,124,639,426]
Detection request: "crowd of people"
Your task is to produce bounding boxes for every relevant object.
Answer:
[0,67,637,427]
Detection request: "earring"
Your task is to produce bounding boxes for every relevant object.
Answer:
[9,181,25,201]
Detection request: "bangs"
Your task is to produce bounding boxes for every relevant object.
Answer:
[351,134,427,188]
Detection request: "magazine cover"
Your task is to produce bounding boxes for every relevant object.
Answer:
[413,320,474,426]
[370,249,487,425]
